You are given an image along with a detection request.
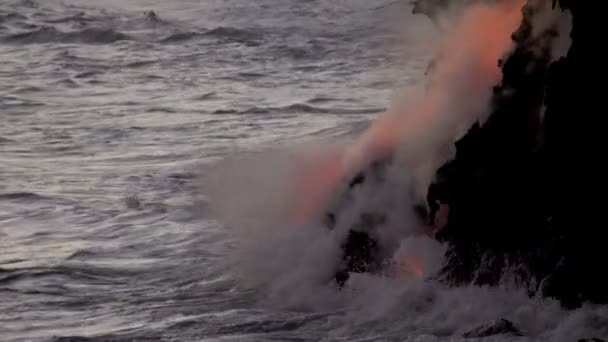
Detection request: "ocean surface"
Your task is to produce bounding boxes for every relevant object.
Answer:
[1,1,607,341]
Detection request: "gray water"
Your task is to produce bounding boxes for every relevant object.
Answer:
[1,1,607,341]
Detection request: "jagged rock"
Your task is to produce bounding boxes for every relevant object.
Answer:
[145,10,158,21]
[328,1,608,307]
[428,0,608,308]
[463,319,523,338]
[327,154,437,286]
[334,229,381,286]
[326,160,392,286]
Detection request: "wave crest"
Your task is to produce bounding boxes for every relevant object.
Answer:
[213,103,384,115]
[3,27,132,44]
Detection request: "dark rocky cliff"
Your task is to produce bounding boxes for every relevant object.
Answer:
[331,0,606,309]
[428,0,606,308]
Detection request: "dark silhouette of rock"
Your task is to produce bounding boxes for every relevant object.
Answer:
[428,0,608,308]
[463,319,523,338]
[145,10,158,21]
[327,1,607,307]
[327,161,388,285]
[335,229,381,286]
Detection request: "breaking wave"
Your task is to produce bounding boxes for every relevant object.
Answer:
[160,26,262,44]
[213,103,385,115]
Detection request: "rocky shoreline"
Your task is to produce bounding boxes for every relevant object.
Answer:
[331,0,607,310]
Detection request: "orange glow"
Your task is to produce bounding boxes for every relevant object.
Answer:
[398,257,425,278]
[290,0,527,224]
[289,147,346,224]
[352,0,526,163]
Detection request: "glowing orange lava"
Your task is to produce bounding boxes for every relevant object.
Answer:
[398,256,425,278]
[291,0,527,225]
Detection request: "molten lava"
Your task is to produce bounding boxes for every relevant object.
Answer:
[398,257,425,278]
[291,0,527,229]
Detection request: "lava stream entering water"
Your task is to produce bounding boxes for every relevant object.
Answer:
[291,0,527,232]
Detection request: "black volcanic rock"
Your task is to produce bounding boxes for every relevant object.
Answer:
[326,159,393,286]
[334,229,381,286]
[428,0,608,308]
[327,1,607,306]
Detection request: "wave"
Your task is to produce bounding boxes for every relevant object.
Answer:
[192,92,217,101]
[0,192,75,206]
[269,43,331,60]
[3,26,132,44]
[159,31,202,43]
[13,0,37,9]
[236,71,266,78]
[0,12,26,23]
[213,103,384,115]
[212,109,238,114]
[0,137,15,144]
[144,107,177,114]
[1,95,44,107]
[0,264,133,287]
[42,12,92,25]
[120,10,177,32]
[74,70,102,79]
[160,26,261,44]
[216,315,325,335]
[124,60,157,68]
[203,26,260,41]
[53,337,98,342]
[0,267,66,285]
[0,192,48,201]
[307,96,338,104]
[13,85,44,93]
[56,78,79,88]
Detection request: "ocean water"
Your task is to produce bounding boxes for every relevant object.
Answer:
[1,1,607,341]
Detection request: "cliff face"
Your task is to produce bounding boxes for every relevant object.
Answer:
[329,0,605,309]
[429,0,606,308]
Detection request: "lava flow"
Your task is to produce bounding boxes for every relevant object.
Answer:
[290,0,527,226]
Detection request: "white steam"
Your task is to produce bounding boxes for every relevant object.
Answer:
[199,2,605,341]
[203,0,525,308]
[203,144,349,309]
[530,0,573,61]
[201,2,607,340]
